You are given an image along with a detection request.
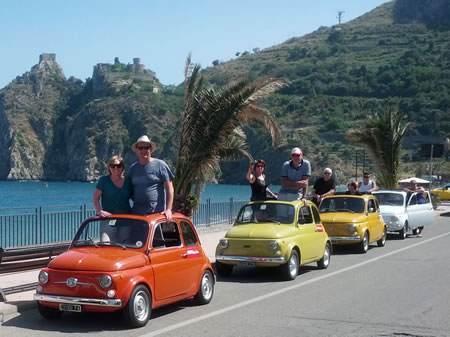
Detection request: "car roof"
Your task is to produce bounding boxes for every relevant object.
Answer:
[248,199,315,207]
[322,194,372,200]
[373,190,407,195]
[90,212,192,223]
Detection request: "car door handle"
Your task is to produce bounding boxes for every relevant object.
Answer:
[181,253,188,258]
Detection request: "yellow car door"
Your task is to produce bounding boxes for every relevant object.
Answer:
[367,198,382,241]
[297,205,317,262]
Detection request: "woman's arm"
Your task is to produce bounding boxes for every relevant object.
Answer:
[246,163,255,183]
[93,189,111,217]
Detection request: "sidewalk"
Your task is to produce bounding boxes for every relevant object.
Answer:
[0,228,229,320]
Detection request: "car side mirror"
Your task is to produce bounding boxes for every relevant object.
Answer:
[368,207,375,213]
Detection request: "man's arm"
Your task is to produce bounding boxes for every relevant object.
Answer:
[281,177,308,189]
[163,180,174,220]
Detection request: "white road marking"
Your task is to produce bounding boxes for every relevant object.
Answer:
[142,231,450,337]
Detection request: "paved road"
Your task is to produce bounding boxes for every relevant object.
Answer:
[2,214,449,337]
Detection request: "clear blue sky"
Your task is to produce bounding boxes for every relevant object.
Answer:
[0,0,389,88]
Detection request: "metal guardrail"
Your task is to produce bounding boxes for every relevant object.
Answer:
[0,199,246,249]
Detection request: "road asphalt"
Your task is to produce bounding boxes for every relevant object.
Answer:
[1,203,449,321]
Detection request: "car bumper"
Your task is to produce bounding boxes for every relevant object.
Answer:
[216,255,286,264]
[329,236,361,242]
[34,294,122,307]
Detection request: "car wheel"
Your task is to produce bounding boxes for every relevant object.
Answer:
[399,222,408,240]
[195,270,214,305]
[38,302,62,320]
[418,226,424,235]
[215,261,233,277]
[123,285,151,328]
[281,250,299,281]
[358,232,369,254]
[412,227,420,235]
[317,242,331,269]
[377,227,387,247]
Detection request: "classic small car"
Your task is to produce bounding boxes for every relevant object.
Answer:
[431,183,450,201]
[34,213,215,328]
[215,200,332,281]
[319,194,386,253]
[373,190,434,238]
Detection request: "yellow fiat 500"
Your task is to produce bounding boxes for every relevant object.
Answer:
[431,183,450,201]
[319,194,387,253]
[215,200,331,281]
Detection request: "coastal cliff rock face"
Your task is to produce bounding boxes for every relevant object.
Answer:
[0,54,178,181]
[0,54,68,179]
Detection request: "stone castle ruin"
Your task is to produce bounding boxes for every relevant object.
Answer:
[92,57,160,95]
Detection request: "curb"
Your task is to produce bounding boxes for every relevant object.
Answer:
[0,299,36,322]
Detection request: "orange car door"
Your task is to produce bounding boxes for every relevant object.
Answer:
[179,220,204,294]
[150,221,192,300]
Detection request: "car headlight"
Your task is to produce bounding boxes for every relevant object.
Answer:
[386,216,400,226]
[219,239,229,249]
[99,275,112,289]
[347,224,357,232]
[38,271,49,285]
[269,240,279,251]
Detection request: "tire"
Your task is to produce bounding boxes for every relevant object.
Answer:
[317,242,331,269]
[195,270,214,305]
[412,227,420,235]
[123,285,151,328]
[358,232,369,254]
[418,226,424,235]
[281,250,299,281]
[377,227,387,247]
[215,261,233,277]
[38,302,62,320]
[399,222,408,240]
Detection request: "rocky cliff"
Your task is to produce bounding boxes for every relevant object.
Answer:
[0,54,180,181]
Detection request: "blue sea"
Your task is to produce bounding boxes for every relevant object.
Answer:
[0,181,280,211]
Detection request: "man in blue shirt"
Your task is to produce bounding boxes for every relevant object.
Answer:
[278,147,311,201]
[128,135,174,220]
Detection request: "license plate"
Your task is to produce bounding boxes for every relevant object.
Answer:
[239,261,256,267]
[59,304,82,312]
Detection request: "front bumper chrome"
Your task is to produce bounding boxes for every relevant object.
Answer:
[329,236,361,242]
[216,255,286,263]
[34,294,122,307]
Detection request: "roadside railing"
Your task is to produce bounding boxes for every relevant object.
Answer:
[0,198,246,249]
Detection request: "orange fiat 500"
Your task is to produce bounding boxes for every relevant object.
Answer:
[34,213,215,328]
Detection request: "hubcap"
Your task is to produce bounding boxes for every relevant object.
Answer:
[201,272,213,300]
[289,253,298,277]
[323,245,330,266]
[363,234,369,251]
[133,290,149,322]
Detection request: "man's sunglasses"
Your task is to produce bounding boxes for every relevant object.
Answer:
[137,145,151,150]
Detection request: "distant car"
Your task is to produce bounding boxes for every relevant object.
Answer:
[215,200,332,281]
[319,194,387,253]
[34,214,214,328]
[373,190,434,238]
[431,183,450,201]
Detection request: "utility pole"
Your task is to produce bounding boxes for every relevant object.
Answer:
[429,144,434,190]
[337,11,345,25]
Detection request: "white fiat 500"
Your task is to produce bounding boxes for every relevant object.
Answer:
[373,190,434,239]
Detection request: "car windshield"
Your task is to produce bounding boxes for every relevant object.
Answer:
[374,193,405,206]
[72,218,149,249]
[236,203,295,225]
[319,197,365,213]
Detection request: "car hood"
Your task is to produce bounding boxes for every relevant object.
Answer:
[379,205,404,215]
[49,247,148,271]
[225,224,297,239]
[320,212,367,223]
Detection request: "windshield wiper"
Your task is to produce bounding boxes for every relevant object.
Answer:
[335,208,356,213]
[73,238,98,247]
[262,218,281,225]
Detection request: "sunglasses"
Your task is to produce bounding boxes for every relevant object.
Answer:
[137,145,151,150]
[324,172,331,175]
[291,154,301,157]
[256,165,264,168]
[110,164,123,169]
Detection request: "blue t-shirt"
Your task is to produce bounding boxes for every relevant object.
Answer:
[96,175,131,213]
[279,159,311,194]
[128,159,175,215]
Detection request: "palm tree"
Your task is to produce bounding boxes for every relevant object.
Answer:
[346,107,410,188]
[173,56,284,213]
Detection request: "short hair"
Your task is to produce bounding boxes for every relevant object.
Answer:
[324,168,332,174]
